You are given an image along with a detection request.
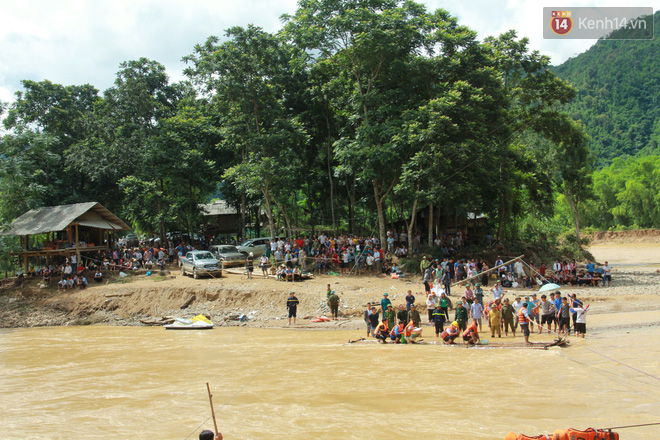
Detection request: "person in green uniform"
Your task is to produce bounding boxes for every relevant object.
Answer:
[454,302,468,331]
[397,304,408,324]
[384,304,396,329]
[500,297,516,337]
[408,305,421,327]
[328,291,340,320]
[420,256,431,275]
[380,292,392,313]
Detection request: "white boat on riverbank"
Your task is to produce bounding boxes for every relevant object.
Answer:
[164,315,214,330]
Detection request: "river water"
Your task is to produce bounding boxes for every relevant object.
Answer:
[1,314,659,440]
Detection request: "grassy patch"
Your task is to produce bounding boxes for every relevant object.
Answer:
[112,276,133,284]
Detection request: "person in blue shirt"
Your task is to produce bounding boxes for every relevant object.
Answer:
[527,293,540,331]
[389,320,405,343]
[586,260,595,275]
[405,290,415,311]
[553,291,563,333]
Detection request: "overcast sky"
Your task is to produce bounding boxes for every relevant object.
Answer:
[0,0,657,105]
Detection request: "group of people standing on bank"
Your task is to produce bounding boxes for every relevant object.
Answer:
[283,277,588,345]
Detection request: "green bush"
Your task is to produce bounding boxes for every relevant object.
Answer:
[398,257,423,274]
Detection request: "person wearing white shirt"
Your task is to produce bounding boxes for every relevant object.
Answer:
[491,282,505,300]
[341,249,350,276]
[470,300,484,331]
[512,297,524,330]
[602,261,612,287]
[426,293,438,323]
[366,254,374,269]
[514,260,524,280]
[553,260,562,273]
[495,257,505,277]
[570,304,589,337]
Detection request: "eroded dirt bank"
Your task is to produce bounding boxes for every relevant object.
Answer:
[1,259,659,329]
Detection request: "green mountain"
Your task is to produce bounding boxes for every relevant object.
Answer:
[552,12,659,165]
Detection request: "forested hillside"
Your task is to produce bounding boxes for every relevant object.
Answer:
[552,11,659,164]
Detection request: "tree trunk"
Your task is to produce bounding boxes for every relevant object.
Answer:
[347,175,356,235]
[326,116,337,235]
[274,198,293,238]
[307,190,316,236]
[374,180,387,248]
[566,189,581,241]
[240,191,247,241]
[158,178,166,242]
[497,161,506,241]
[262,183,276,238]
[407,187,420,253]
[255,204,261,237]
[427,202,434,246]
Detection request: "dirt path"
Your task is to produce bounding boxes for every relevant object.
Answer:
[588,242,660,272]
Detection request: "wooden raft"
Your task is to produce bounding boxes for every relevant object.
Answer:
[346,338,569,350]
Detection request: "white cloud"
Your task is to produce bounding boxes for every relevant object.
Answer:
[0,0,657,105]
[0,0,299,102]
[431,0,659,64]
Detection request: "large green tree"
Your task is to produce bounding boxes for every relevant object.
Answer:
[185,25,308,239]
[2,80,101,209]
[283,0,497,247]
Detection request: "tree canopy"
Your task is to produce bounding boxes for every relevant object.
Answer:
[2,0,651,245]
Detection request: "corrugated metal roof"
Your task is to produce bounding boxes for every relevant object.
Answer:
[1,202,130,236]
[199,200,237,216]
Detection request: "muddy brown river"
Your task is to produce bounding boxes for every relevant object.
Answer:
[1,314,659,440]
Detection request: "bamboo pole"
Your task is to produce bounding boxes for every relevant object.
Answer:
[520,259,550,284]
[450,254,524,288]
[23,235,29,272]
[75,224,81,270]
[206,382,220,439]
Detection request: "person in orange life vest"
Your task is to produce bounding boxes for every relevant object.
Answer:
[404,320,422,343]
[518,303,531,345]
[440,321,460,344]
[389,320,405,343]
[462,320,479,345]
[374,318,389,343]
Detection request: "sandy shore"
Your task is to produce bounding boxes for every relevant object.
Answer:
[0,241,658,330]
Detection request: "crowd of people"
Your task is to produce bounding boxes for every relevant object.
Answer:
[29,241,175,289]
[29,229,614,289]
[227,230,479,277]
[24,233,597,343]
[360,286,588,345]
[420,256,612,298]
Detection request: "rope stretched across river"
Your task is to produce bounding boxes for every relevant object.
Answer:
[183,337,296,440]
